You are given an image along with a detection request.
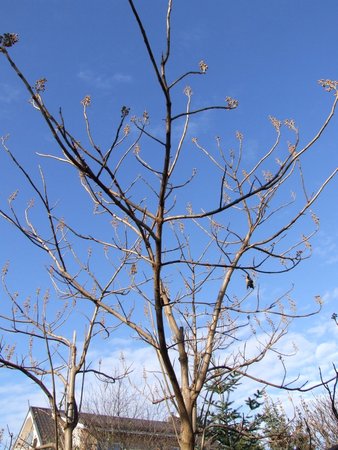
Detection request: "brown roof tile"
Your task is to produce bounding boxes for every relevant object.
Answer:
[30,406,178,445]
[31,407,57,445]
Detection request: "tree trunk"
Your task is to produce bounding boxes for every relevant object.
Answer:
[63,332,78,450]
[63,426,73,450]
[180,419,195,450]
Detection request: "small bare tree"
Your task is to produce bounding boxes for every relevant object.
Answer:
[1,1,338,448]
[0,268,116,450]
[82,377,172,449]
[0,427,13,450]
[300,395,338,449]
[84,368,167,420]
[296,361,338,449]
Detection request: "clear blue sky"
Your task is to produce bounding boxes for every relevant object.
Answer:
[1,0,338,440]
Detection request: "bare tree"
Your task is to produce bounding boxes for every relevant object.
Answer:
[84,367,167,420]
[300,395,337,449]
[0,267,116,450]
[0,0,338,447]
[296,362,338,449]
[82,377,173,449]
[0,427,13,450]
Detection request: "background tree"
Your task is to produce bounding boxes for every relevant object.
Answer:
[1,1,338,449]
[199,372,265,449]
[82,376,174,450]
[84,365,167,420]
[262,398,311,450]
[298,363,338,449]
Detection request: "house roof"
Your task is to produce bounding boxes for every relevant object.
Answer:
[80,411,178,437]
[30,406,57,445]
[28,406,178,444]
